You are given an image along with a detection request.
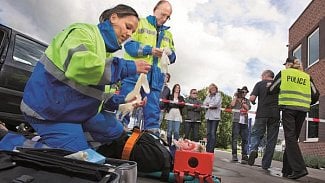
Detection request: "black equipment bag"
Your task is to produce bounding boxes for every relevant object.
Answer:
[0,150,119,183]
[97,130,173,181]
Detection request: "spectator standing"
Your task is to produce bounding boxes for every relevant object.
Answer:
[269,57,319,179]
[230,86,251,164]
[183,89,202,142]
[165,84,185,146]
[203,84,222,153]
[248,70,280,170]
[120,0,176,135]
[159,73,171,128]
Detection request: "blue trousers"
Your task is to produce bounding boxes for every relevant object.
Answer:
[206,120,220,153]
[167,120,181,140]
[24,111,123,152]
[120,81,161,130]
[250,118,279,169]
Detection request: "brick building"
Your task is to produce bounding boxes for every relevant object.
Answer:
[288,0,325,157]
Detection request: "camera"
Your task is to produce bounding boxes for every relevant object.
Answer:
[236,88,244,98]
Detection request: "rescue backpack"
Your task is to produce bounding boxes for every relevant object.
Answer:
[97,128,173,181]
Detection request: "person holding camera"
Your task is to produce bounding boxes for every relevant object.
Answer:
[230,86,251,163]
[248,70,280,170]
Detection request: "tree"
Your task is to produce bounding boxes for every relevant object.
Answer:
[197,88,233,149]
[160,86,233,150]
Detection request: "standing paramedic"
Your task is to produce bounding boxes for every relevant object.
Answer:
[121,0,176,135]
[20,5,151,152]
[248,70,280,170]
[269,56,319,179]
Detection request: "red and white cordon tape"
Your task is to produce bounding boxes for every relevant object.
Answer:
[160,99,255,114]
[160,99,325,123]
[306,118,325,123]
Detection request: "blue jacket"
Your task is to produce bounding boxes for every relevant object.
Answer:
[21,21,137,122]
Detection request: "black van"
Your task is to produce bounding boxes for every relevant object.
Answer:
[0,24,47,127]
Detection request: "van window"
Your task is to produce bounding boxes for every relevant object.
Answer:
[13,35,46,66]
[0,30,4,48]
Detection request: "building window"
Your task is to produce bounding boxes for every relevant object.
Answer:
[293,44,301,62]
[13,35,46,66]
[308,28,319,67]
[306,103,319,142]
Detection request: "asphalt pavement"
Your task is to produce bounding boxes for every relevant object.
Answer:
[138,149,325,183]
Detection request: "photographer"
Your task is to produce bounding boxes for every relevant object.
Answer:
[230,86,251,164]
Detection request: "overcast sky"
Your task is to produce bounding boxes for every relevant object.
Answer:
[0,0,311,98]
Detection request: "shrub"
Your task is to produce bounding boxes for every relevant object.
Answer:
[272,151,325,169]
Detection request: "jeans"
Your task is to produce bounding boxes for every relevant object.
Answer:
[167,120,181,140]
[232,122,248,155]
[184,122,200,142]
[206,120,220,153]
[250,118,280,169]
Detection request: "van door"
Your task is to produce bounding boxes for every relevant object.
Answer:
[0,27,47,122]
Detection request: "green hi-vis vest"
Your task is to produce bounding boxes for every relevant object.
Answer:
[279,68,311,110]
[124,18,174,67]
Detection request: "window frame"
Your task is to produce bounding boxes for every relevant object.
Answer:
[305,102,319,142]
[293,44,302,62]
[307,27,319,67]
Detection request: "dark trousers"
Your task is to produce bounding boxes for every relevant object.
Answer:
[184,122,200,142]
[282,109,307,174]
[232,122,248,155]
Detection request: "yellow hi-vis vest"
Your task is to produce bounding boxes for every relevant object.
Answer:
[124,18,174,67]
[279,68,311,110]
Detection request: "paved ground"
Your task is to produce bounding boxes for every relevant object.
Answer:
[138,149,325,183]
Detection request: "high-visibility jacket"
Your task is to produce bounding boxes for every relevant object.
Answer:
[279,68,311,110]
[21,21,136,122]
[124,15,176,68]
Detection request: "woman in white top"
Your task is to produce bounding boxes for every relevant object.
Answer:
[203,83,222,153]
[164,84,185,146]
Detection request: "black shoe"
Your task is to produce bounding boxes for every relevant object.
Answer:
[282,173,289,178]
[241,155,248,164]
[248,150,258,166]
[232,154,238,162]
[288,170,308,179]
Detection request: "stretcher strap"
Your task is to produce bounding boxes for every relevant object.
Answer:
[121,128,142,160]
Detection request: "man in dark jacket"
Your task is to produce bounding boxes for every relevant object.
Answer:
[183,89,202,142]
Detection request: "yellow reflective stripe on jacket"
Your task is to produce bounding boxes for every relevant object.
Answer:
[279,68,311,109]
[40,55,113,101]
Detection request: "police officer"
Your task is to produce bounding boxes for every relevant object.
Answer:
[120,0,176,135]
[269,56,319,179]
[19,5,151,152]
